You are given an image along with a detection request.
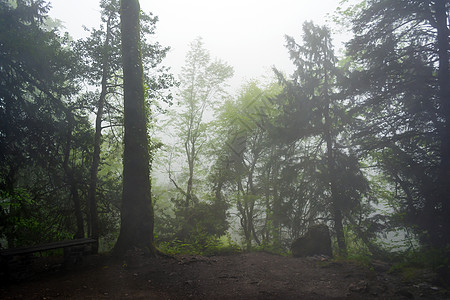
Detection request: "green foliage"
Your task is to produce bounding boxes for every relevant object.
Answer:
[0,0,93,247]
[77,0,175,111]
[153,168,231,255]
[388,246,450,284]
[0,0,139,249]
[155,195,229,251]
[210,80,289,251]
[162,37,233,209]
[253,242,288,256]
[158,232,241,256]
[344,0,450,248]
[0,189,73,247]
[158,231,217,256]
[342,226,372,265]
[152,37,233,255]
[271,21,367,255]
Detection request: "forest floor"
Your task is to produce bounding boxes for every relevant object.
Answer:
[1,251,449,299]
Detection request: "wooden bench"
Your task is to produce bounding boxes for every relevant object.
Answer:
[0,238,97,281]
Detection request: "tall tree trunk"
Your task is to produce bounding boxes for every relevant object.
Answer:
[325,126,346,255]
[323,44,346,255]
[87,14,113,253]
[435,0,450,246]
[114,0,155,256]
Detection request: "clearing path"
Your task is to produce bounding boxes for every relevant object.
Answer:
[1,252,449,299]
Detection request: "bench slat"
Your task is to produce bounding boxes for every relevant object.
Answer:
[0,238,97,256]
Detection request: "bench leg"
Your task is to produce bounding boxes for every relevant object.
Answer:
[63,245,86,269]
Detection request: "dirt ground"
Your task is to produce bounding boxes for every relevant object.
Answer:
[1,251,449,299]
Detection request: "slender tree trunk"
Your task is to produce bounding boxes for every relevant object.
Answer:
[63,112,85,239]
[114,0,155,256]
[185,141,194,207]
[87,14,113,253]
[263,169,271,245]
[251,217,261,246]
[4,97,18,248]
[237,200,251,250]
[271,149,282,249]
[237,181,252,250]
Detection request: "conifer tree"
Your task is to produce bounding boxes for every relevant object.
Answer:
[346,0,450,247]
[114,0,155,255]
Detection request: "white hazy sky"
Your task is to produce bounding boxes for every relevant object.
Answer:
[48,0,344,92]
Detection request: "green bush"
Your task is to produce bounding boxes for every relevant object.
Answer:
[157,232,241,256]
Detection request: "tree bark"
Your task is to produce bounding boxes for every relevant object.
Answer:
[435,0,450,246]
[114,0,155,256]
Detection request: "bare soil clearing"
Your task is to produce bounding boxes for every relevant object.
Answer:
[1,252,449,299]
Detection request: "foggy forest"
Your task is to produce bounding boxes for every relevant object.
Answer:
[1,0,449,298]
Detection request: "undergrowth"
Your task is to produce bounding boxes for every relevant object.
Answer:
[157,234,241,256]
[388,246,450,285]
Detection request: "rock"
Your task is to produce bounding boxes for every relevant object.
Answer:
[291,224,332,257]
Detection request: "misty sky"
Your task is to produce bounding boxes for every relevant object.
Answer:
[48,0,345,92]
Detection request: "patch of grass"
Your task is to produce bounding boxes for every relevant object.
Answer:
[157,234,242,256]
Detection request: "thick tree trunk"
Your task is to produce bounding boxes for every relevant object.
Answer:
[114,0,155,256]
